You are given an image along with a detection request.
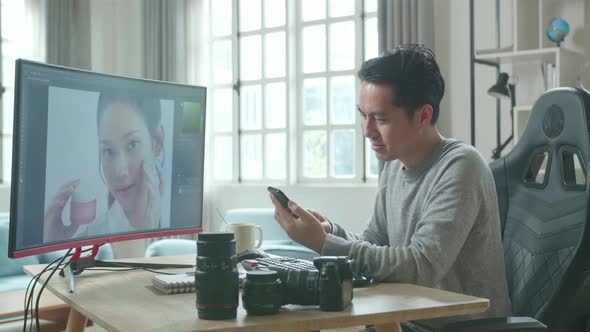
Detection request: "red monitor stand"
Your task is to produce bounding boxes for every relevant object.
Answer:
[59,245,194,293]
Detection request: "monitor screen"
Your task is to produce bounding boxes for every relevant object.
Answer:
[8,60,206,258]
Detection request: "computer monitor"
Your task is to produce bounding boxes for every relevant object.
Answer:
[8,60,206,259]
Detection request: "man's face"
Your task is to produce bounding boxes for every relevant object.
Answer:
[358,82,420,161]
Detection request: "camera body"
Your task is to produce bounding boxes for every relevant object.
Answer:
[315,257,353,311]
[247,256,353,312]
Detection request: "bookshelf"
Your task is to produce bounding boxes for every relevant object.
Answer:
[513,104,533,142]
[469,0,585,146]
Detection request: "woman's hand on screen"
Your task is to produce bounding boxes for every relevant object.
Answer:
[136,160,163,229]
[43,179,81,242]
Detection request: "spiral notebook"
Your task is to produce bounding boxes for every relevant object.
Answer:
[152,265,247,295]
[152,274,195,294]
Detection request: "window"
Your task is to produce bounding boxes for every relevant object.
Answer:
[209,0,378,183]
[0,0,43,182]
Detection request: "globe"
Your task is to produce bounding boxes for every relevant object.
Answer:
[546,18,570,46]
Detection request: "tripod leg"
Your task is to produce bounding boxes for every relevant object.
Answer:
[64,265,75,293]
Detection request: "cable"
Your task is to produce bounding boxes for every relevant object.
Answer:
[84,260,181,275]
[35,245,98,331]
[23,246,95,332]
[34,249,72,332]
[25,258,63,332]
[81,267,137,272]
[23,264,51,332]
[23,253,67,332]
[24,244,190,331]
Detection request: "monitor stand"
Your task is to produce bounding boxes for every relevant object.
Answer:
[60,245,194,293]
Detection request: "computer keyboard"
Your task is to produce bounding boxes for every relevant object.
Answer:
[241,256,317,272]
[258,257,316,270]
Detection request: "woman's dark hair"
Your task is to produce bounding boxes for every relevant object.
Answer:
[357,43,445,124]
[96,92,164,207]
[97,92,162,140]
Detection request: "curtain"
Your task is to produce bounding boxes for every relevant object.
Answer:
[376,0,434,175]
[142,0,188,83]
[45,0,91,69]
[143,0,194,243]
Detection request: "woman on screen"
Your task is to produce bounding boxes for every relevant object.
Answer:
[43,93,165,242]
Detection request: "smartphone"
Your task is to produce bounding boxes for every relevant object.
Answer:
[267,186,297,217]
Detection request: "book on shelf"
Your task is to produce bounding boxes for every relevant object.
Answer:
[542,62,558,90]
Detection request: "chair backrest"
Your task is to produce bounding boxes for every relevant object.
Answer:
[490,87,590,331]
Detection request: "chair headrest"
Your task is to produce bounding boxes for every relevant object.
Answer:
[509,87,590,161]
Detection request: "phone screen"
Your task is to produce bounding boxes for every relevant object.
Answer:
[267,186,289,207]
[267,186,297,217]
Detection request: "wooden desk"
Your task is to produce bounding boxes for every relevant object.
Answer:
[24,255,489,332]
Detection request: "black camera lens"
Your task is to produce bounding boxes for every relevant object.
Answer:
[242,270,282,315]
[282,269,320,305]
[195,232,239,320]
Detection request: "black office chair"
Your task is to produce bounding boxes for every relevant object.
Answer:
[439,87,590,332]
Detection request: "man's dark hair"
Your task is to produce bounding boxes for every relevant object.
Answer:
[357,43,445,124]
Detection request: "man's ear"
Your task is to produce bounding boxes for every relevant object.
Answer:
[414,104,433,128]
[152,124,165,155]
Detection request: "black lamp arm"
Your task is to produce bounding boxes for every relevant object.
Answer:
[492,135,514,160]
[491,84,516,160]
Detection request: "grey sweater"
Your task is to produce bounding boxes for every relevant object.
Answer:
[322,139,511,323]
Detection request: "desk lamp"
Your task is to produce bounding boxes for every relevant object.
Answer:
[487,72,515,160]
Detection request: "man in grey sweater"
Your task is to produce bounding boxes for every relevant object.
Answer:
[269,44,510,328]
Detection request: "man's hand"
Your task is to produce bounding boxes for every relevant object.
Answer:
[270,194,327,254]
[307,208,333,234]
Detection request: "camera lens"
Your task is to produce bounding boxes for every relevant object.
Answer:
[282,269,319,305]
[242,270,282,315]
[195,232,239,320]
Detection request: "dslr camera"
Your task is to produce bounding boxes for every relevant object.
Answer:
[247,256,354,311]
[313,256,354,311]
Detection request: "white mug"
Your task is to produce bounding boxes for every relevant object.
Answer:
[225,223,264,254]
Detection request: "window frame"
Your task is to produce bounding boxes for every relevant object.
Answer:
[0,0,46,184]
[295,0,365,183]
[236,7,290,183]
[208,0,378,185]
